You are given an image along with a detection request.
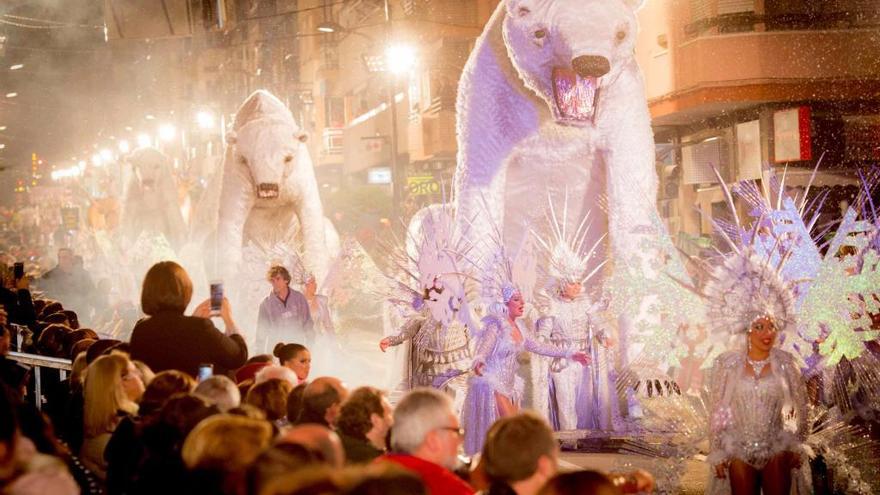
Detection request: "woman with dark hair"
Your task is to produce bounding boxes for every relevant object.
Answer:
[538,471,620,495]
[273,342,310,383]
[130,261,248,377]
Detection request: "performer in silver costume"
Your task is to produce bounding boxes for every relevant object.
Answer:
[378,205,474,405]
[532,206,620,431]
[461,247,590,456]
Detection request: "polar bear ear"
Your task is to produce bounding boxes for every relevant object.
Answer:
[225,131,237,145]
[504,0,534,17]
[622,0,647,11]
[294,131,309,143]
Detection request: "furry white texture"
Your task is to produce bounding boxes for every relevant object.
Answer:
[451,0,661,372]
[214,90,339,284]
[121,147,187,250]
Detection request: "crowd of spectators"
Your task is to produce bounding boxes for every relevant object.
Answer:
[1,259,655,495]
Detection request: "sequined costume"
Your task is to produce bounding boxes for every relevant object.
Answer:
[534,298,620,431]
[706,348,811,494]
[462,316,572,455]
[384,315,472,389]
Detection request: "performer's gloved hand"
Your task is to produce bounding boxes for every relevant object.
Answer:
[379,337,391,352]
[571,352,590,366]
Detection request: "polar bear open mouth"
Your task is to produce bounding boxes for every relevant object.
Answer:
[551,67,599,126]
[257,183,280,199]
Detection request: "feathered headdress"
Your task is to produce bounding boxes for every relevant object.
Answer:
[531,192,607,288]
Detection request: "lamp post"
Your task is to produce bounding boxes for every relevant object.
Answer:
[317,1,416,222]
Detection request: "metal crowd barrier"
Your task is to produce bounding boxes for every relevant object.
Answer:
[7,351,72,410]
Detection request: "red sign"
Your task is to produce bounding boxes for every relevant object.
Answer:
[773,106,812,162]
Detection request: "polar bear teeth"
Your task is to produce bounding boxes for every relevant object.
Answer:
[551,67,599,125]
[257,183,280,198]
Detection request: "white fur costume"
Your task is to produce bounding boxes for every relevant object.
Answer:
[451,0,667,392]
[212,90,340,285]
[121,147,187,251]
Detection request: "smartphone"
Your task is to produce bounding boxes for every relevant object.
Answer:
[209,281,223,316]
[13,262,24,280]
[197,363,214,382]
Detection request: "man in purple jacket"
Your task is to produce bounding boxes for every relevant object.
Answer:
[255,265,313,353]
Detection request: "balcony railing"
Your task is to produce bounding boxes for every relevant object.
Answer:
[685,10,880,39]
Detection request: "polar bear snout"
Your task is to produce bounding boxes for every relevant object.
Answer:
[256,183,280,199]
[572,55,610,78]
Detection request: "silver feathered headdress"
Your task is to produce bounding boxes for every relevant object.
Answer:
[531,192,607,286]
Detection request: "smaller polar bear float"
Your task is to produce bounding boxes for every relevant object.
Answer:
[211,90,340,285]
[121,147,187,251]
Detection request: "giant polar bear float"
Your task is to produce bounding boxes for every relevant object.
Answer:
[121,147,188,251]
[451,0,674,387]
[209,90,340,286]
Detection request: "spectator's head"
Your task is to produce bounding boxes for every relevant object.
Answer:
[132,359,155,386]
[69,338,94,361]
[0,325,10,356]
[61,310,79,330]
[246,442,319,495]
[153,394,218,444]
[390,388,461,470]
[85,338,122,364]
[57,248,74,272]
[278,423,345,468]
[245,378,293,422]
[194,375,241,412]
[40,312,69,327]
[140,261,193,315]
[255,364,299,387]
[286,382,307,423]
[234,355,273,384]
[32,299,48,315]
[70,351,88,388]
[36,323,70,357]
[83,353,144,436]
[344,464,428,495]
[537,471,620,495]
[140,370,196,416]
[38,301,63,320]
[482,412,559,495]
[267,265,291,292]
[273,343,311,382]
[297,376,348,427]
[182,414,273,494]
[337,386,392,451]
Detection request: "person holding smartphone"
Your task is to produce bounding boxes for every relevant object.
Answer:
[255,266,313,354]
[130,261,248,378]
[0,263,37,328]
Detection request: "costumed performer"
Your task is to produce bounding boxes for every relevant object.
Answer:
[462,249,590,456]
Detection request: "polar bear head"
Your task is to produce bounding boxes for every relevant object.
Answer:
[127,147,173,192]
[226,90,309,201]
[502,0,645,126]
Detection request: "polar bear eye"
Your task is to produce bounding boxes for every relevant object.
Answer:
[284,155,294,164]
[238,156,248,166]
[517,6,531,17]
[534,29,546,39]
[616,29,628,42]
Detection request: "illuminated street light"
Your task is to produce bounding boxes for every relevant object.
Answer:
[9,64,24,70]
[118,140,131,153]
[99,148,113,162]
[5,92,17,98]
[0,144,5,150]
[0,126,6,131]
[91,153,103,166]
[385,44,417,75]
[136,133,152,148]
[158,123,176,142]
[77,160,86,170]
[316,21,342,33]
[196,111,215,130]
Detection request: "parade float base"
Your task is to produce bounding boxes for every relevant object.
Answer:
[556,430,708,494]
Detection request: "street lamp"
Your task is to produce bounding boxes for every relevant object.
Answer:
[385,44,417,75]
[158,124,176,142]
[196,111,216,130]
[118,140,131,153]
[136,133,152,148]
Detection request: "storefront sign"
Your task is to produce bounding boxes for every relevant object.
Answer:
[773,107,812,162]
[407,175,440,196]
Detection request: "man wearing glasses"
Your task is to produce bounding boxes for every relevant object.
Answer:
[378,388,474,495]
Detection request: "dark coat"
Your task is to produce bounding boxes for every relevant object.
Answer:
[129,311,248,378]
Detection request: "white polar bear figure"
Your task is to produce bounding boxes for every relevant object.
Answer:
[121,147,187,251]
[452,0,671,397]
[213,90,340,286]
